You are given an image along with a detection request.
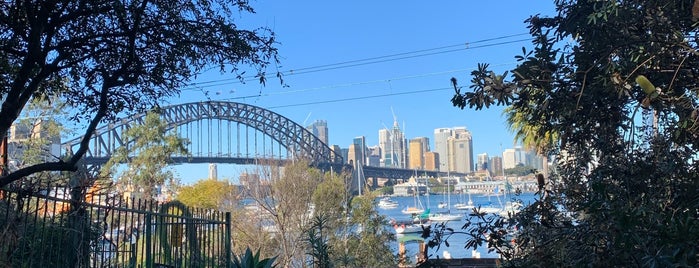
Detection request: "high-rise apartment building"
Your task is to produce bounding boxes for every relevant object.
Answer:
[433,128,452,171]
[306,120,329,145]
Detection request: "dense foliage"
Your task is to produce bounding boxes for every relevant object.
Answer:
[101,112,188,200]
[240,162,396,267]
[177,178,238,210]
[448,0,699,266]
[0,0,278,187]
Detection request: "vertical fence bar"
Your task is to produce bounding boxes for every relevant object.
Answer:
[145,212,152,268]
[225,212,231,268]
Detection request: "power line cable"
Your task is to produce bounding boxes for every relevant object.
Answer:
[266,86,452,109]
[180,33,530,91]
[286,39,529,76]
[287,33,529,73]
[203,61,516,105]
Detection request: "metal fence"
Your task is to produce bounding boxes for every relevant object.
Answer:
[0,183,231,268]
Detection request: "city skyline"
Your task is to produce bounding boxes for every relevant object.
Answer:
[317,118,541,175]
[167,2,556,163]
[159,1,555,182]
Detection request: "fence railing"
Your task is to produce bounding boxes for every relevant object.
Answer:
[0,183,231,268]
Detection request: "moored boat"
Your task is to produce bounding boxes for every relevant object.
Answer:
[377,196,399,209]
[428,212,463,222]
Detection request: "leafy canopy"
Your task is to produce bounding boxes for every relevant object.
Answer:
[0,0,278,187]
[448,0,699,266]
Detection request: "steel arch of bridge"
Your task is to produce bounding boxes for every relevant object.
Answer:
[62,101,343,165]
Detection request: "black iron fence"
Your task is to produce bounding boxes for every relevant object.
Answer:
[0,183,231,267]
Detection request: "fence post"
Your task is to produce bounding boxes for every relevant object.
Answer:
[146,213,152,268]
[225,212,231,268]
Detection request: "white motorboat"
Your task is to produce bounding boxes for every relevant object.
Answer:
[478,206,502,214]
[428,212,462,222]
[377,197,399,209]
[393,222,430,234]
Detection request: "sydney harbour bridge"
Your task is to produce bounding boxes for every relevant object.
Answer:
[62,101,465,191]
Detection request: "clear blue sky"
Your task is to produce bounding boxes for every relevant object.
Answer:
[166,1,557,182]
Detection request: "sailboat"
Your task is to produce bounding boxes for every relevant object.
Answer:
[437,187,448,209]
[453,188,474,211]
[429,176,462,222]
[478,185,503,214]
[401,183,425,215]
[498,179,522,217]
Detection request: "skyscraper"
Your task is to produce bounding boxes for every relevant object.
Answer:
[490,156,503,177]
[366,145,381,167]
[306,120,329,145]
[477,153,489,171]
[378,128,392,167]
[349,136,367,167]
[424,151,439,171]
[433,128,452,171]
[447,128,474,174]
[379,119,406,168]
[503,148,517,169]
[408,138,424,169]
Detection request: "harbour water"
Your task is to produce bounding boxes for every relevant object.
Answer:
[376,192,538,261]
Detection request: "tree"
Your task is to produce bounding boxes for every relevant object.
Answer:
[449,1,699,266]
[101,111,188,200]
[4,96,71,184]
[0,0,279,187]
[176,178,238,210]
[308,173,397,268]
[243,160,323,267]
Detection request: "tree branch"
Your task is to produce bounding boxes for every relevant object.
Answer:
[0,76,111,188]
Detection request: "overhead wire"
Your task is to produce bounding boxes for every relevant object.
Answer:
[179,32,530,92]
[267,86,453,109]
[216,62,517,108]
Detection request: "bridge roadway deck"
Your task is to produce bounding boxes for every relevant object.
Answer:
[361,165,468,180]
[83,156,467,181]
